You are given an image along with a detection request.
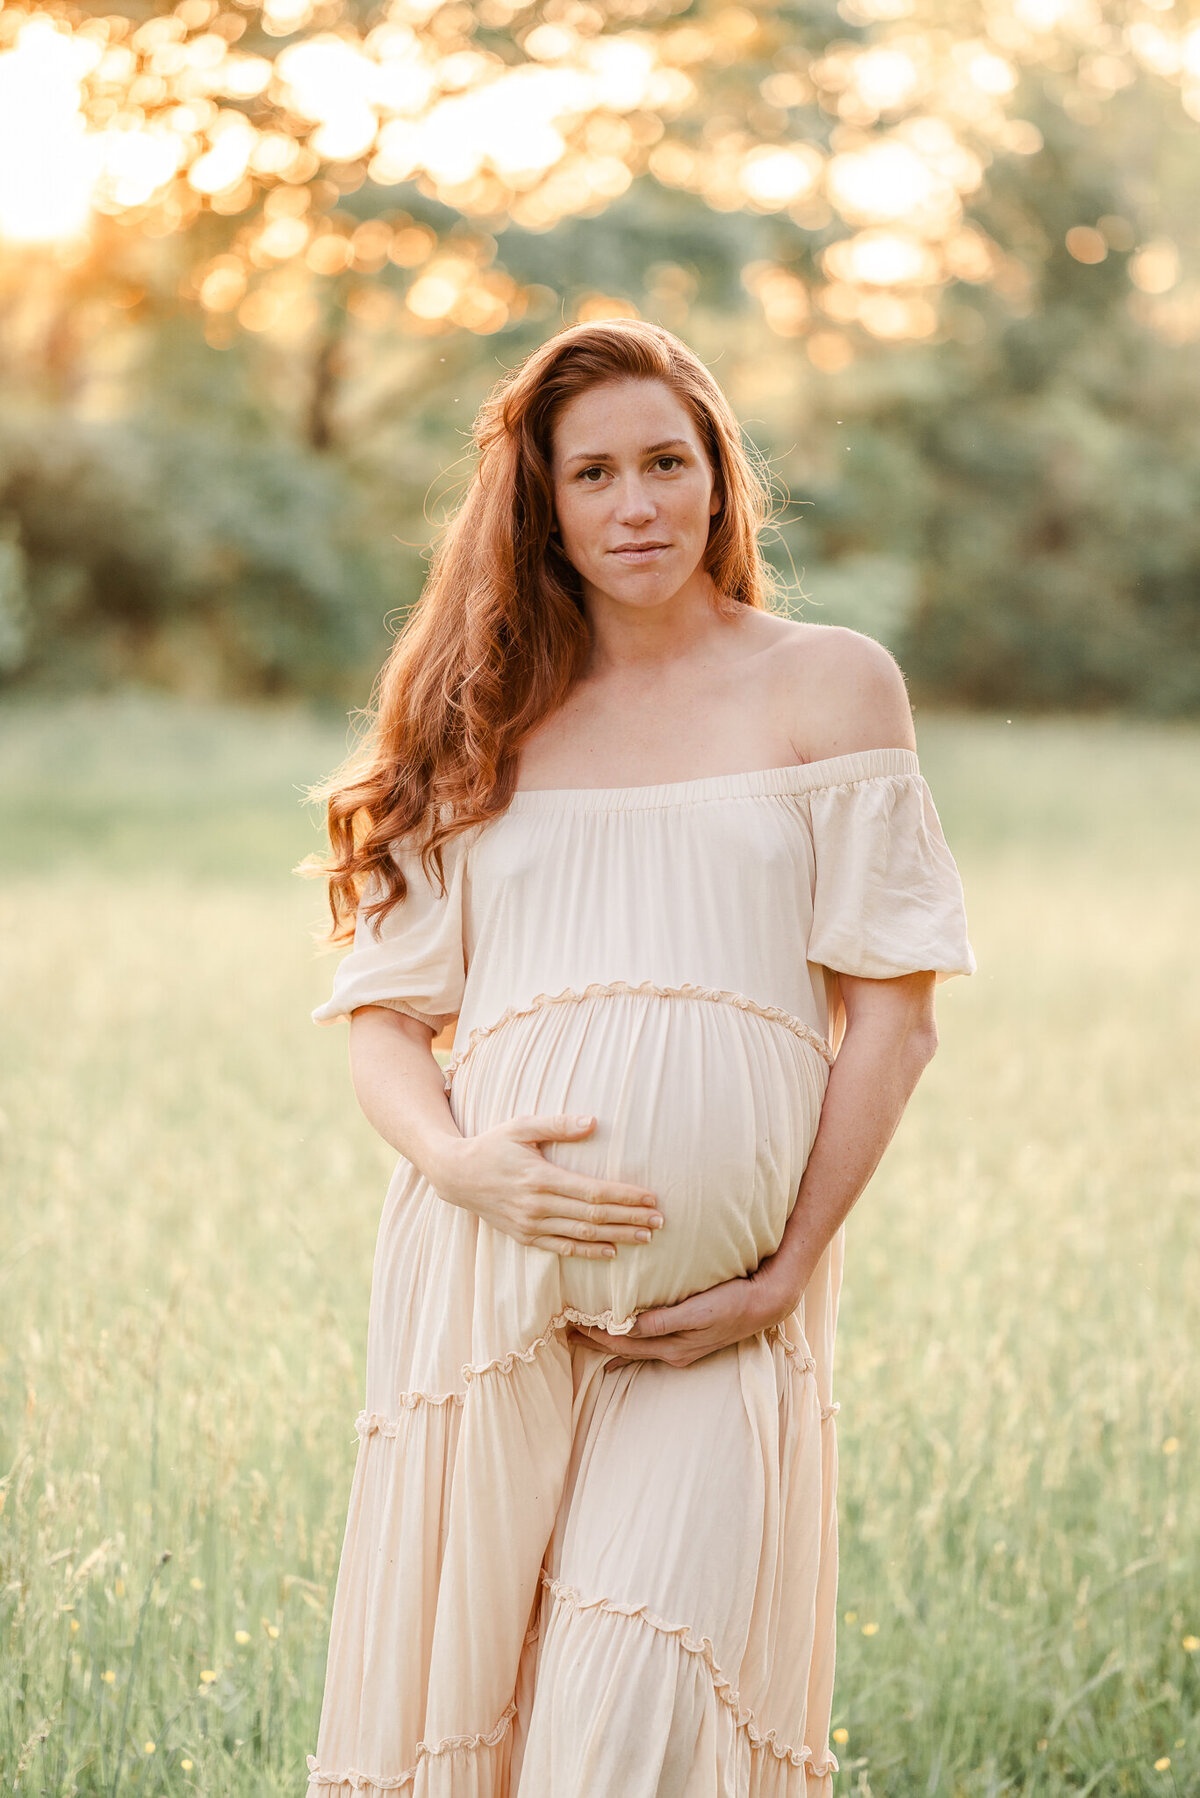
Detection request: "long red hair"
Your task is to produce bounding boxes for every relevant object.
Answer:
[312,318,779,941]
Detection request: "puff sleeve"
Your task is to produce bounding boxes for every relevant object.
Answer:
[312,830,468,1030]
[806,750,976,982]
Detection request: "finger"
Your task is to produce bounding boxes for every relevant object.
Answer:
[507,1112,597,1143]
[572,1325,640,1357]
[537,1215,660,1246]
[540,1167,661,1213]
[586,1324,685,1358]
[570,1325,614,1348]
[628,1299,700,1338]
[523,1190,663,1232]
[530,1235,616,1261]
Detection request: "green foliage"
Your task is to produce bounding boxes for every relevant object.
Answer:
[0,395,391,700]
[762,88,1200,713]
[783,319,1200,714]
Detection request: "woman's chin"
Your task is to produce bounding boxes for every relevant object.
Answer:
[581,560,707,611]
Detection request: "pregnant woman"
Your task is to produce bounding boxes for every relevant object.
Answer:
[304,318,974,1797]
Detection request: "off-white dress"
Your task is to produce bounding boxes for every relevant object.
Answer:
[306,748,974,1798]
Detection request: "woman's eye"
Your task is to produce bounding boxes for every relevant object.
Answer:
[656,456,683,472]
[579,466,606,483]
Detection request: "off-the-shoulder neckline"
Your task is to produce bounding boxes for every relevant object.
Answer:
[508,745,921,811]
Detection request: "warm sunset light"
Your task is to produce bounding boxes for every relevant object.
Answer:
[0,0,1196,347]
[4,3,1200,1777]
[0,17,99,242]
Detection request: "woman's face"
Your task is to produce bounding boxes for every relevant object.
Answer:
[549,378,722,612]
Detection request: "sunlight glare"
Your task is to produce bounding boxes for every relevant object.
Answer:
[824,228,939,285]
[850,46,923,114]
[739,144,823,209]
[0,19,101,243]
[827,138,959,231]
[187,113,256,195]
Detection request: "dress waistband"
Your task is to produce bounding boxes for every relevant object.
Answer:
[441,980,836,1088]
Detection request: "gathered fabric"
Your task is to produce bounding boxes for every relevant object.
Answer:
[307,749,973,1796]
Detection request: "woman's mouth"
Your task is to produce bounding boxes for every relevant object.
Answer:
[610,543,670,564]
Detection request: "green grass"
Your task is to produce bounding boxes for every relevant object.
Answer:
[1,694,1197,1797]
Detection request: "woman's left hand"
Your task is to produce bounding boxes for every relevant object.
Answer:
[572,1260,801,1369]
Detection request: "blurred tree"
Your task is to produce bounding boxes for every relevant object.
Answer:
[0,396,388,695]
[774,82,1200,713]
[0,0,1198,708]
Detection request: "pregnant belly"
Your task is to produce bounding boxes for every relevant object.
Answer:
[446,985,832,1325]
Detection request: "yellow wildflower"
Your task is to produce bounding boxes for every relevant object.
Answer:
[1155,1758,1171,1771]
[832,1727,849,1746]
[235,1629,250,1646]
[180,1759,193,1772]
[199,1669,217,1684]
[843,1611,858,1624]
[1162,1438,1179,1455]
[143,1741,156,1755]
[189,1576,205,1590]
[1183,1636,1199,1653]
[101,1670,116,1685]
[862,1622,880,1637]
[114,1579,125,1598]
[69,1619,80,1634]
[266,1624,280,1640]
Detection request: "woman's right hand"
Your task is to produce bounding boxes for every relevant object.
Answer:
[428,1114,664,1258]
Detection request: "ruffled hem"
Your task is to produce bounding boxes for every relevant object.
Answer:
[305,1699,514,1791]
[443,981,835,1087]
[353,1307,659,1419]
[540,1575,838,1778]
[305,1583,838,1794]
[356,1311,828,1424]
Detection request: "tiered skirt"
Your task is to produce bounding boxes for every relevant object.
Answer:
[306,986,843,1797]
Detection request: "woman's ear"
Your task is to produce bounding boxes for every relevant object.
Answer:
[709,485,723,519]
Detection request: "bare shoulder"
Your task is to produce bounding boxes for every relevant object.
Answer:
[755,617,916,762]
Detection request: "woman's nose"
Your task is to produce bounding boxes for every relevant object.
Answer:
[613,477,656,524]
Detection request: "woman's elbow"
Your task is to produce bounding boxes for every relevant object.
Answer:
[906,1012,939,1075]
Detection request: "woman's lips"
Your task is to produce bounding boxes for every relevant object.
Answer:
[610,543,670,563]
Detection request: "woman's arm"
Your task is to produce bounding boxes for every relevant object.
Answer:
[757,968,938,1307]
[574,969,938,1366]
[347,1005,665,1256]
[577,630,941,1364]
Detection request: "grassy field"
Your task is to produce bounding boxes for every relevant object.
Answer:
[1,695,1197,1797]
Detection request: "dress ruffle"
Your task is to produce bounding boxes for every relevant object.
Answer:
[442,982,836,1086]
[306,1701,516,1792]
[305,1242,842,1798]
[539,1576,839,1775]
[352,1311,839,1427]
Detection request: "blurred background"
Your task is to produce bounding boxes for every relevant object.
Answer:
[1,0,1200,706]
[2,1,1199,1795]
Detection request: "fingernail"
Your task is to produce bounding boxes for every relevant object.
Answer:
[636,1229,651,1243]
[650,1215,664,1228]
[575,1115,593,1127]
[603,1246,616,1258]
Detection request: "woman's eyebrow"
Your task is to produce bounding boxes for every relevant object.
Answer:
[563,438,691,466]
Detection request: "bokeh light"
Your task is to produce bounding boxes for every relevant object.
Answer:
[0,0,1195,347]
